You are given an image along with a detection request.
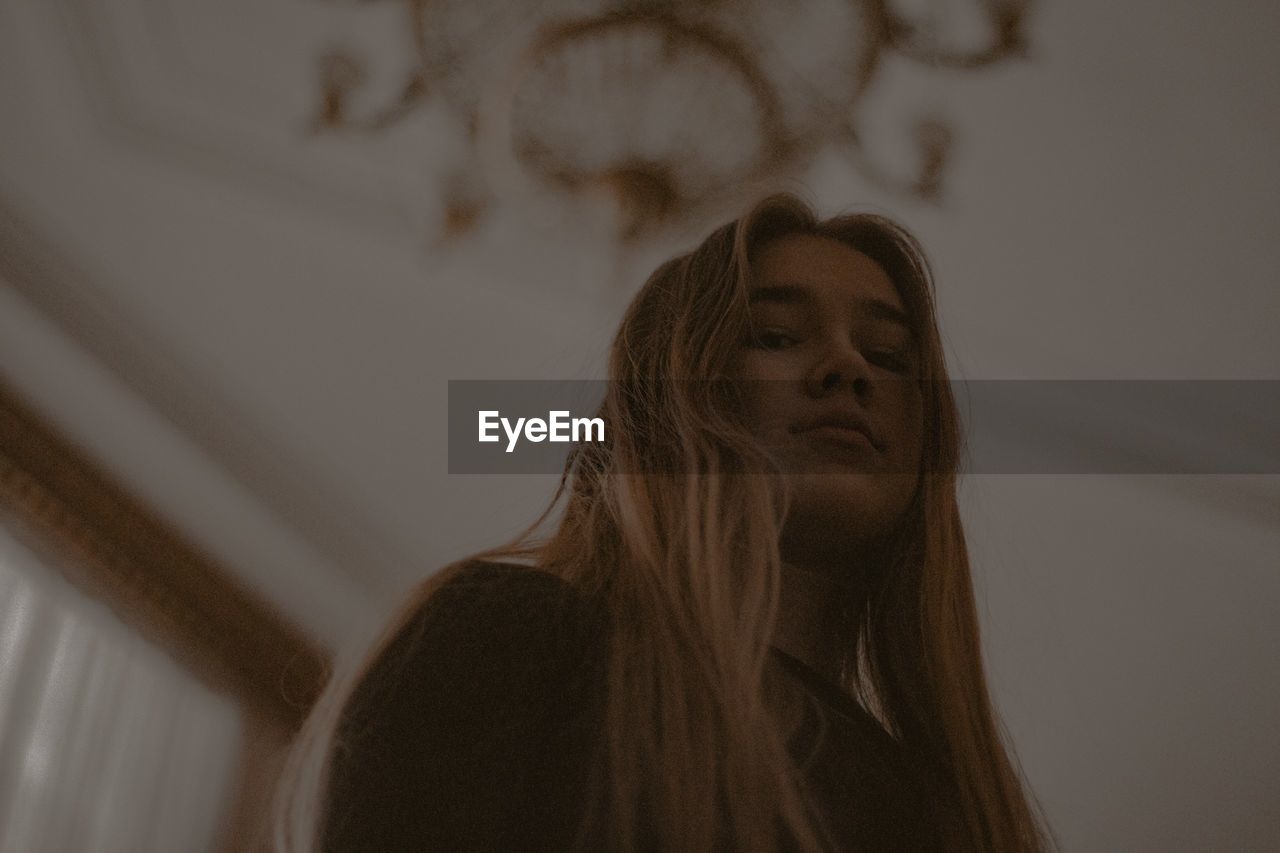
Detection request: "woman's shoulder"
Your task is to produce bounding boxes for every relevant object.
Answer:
[427,557,588,608]
[406,558,604,647]
[356,558,606,698]
[324,559,608,850]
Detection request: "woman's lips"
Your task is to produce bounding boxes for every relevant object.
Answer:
[802,424,877,452]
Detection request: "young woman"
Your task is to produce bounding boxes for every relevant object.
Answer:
[273,193,1053,852]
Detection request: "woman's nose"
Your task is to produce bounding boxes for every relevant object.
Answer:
[804,340,871,397]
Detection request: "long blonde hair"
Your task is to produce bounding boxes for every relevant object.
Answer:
[273,193,1053,852]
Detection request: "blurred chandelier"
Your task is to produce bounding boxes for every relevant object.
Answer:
[312,0,1031,244]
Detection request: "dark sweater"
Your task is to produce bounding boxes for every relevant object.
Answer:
[322,561,947,852]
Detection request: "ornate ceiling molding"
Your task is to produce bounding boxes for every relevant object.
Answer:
[36,0,1033,245]
[313,0,1033,242]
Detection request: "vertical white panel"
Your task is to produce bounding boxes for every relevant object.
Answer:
[0,520,244,853]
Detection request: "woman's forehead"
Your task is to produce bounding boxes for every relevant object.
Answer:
[750,234,906,317]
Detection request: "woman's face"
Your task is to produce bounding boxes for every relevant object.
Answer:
[730,233,925,566]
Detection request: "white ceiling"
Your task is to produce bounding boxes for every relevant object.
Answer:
[1,2,1277,849]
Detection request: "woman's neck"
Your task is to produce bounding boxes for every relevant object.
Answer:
[772,558,869,686]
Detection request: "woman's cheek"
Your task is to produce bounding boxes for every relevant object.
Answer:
[747,350,805,382]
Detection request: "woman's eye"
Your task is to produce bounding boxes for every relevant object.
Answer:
[868,350,912,372]
[752,329,800,350]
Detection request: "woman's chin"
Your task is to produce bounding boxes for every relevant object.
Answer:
[781,477,909,556]
[786,471,915,518]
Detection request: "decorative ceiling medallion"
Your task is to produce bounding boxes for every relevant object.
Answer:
[313,0,1030,244]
